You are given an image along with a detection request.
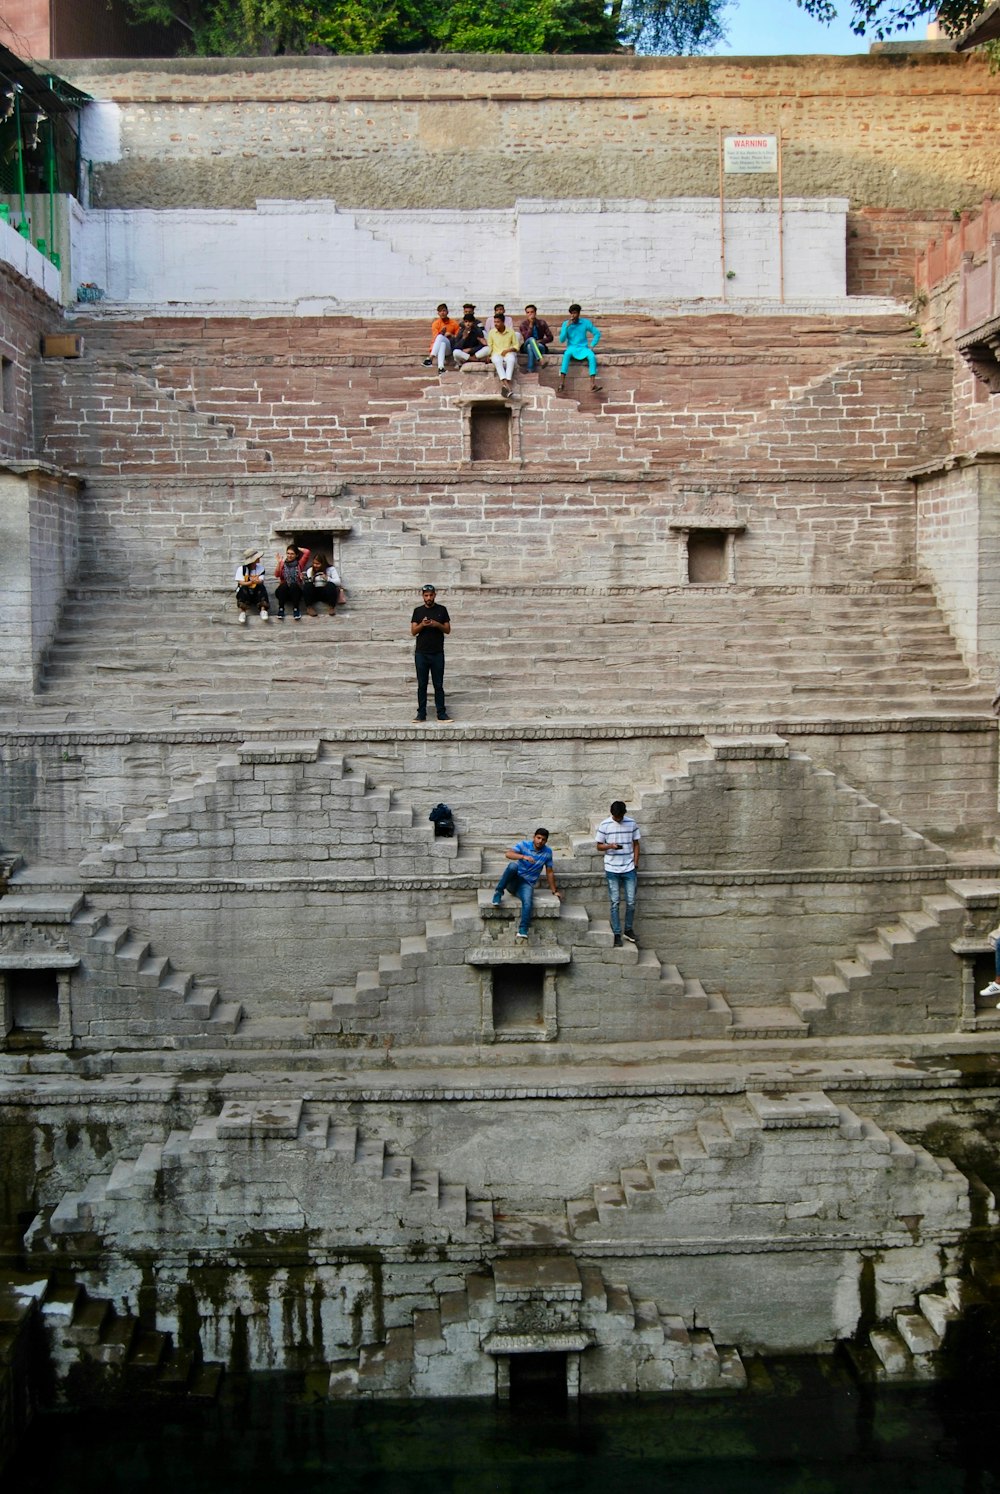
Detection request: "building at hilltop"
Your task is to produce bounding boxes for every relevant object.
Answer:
[2,51,1000,1435]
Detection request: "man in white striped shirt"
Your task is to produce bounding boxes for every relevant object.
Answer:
[596,801,641,948]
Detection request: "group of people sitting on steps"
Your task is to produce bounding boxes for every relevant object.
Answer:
[234,544,344,624]
[424,300,602,399]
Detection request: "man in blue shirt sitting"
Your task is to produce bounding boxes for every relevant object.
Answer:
[492,828,563,939]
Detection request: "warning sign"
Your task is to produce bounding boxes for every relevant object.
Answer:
[724,135,778,174]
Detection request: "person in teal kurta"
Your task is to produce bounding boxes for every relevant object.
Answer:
[558,303,602,392]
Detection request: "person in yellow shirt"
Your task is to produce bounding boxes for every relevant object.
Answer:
[423,303,460,372]
[486,312,522,399]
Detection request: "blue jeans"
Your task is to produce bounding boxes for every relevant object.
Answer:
[605,869,637,936]
[523,337,547,372]
[414,649,446,719]
[494,863,536,935]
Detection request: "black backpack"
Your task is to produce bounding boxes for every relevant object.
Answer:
[429,803,455,837]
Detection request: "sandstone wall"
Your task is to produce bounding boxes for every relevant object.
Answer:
[63,54,1000,218]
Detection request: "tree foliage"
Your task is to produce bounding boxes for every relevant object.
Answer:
[618,0,728,53]
[798,0,985,39]
[125,0,726,55]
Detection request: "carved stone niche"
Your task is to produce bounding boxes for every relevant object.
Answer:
[0,936,78,1050]
[467,944,567,1042]
[668,515,746,584]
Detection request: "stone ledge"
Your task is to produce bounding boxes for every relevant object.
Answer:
[484,1332,592,1353]
[69,865,982,896]
[467,946,572,965]
[16,1229,969,1272]
[1,717,994,747]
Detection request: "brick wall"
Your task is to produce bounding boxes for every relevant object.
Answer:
[846,207,954,300]
[0,262,58,463]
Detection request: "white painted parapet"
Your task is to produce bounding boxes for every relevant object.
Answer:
[0,216,62,303]
[71,194,849,314]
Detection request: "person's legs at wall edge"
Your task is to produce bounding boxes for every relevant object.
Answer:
[515,877,534,935]
[492,864,533,933]
[428,652,447,719]
[559,348,599,388]
[414,652,431,720]
[621,869,637,934]
[606,870,623,937]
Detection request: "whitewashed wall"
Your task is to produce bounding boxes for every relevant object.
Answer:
[72,195,850,314]
[0,216,62,303]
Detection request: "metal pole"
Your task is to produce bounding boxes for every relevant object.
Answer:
[46,116,56,263]
[777,121,784,304]
[13,85,28,237]
[719,127,727,303]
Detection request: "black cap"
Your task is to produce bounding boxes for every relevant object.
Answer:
[421,583,437,593]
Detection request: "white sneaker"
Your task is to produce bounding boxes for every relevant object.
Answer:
[260,608,270,622]
[237,611,247,625]
[980,980,1000,998]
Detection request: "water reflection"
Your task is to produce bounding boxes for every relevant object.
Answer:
[8,1354,1000,1494]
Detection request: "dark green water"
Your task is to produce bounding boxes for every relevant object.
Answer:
[7,1356,1000,1494]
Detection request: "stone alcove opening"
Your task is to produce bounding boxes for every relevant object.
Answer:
[0,954,78,1050]
[2,969,59,1050]
[687,528,728,583]
[492,964,545,1035]
[668,516,745,584]
[508,1350,569,1405]
[952,937,1000,1027]
[470,403,512,462]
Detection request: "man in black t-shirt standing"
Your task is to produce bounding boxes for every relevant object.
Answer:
[410,584,452,722]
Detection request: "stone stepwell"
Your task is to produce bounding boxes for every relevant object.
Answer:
[31,584,982,727]
[6,248,1000,1411]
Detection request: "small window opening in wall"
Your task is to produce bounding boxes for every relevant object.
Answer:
[0,357,13,415]
[492,965,545,1033]
[9,970,59,1034]
[687,529,728,583]
[471,403,512,462]
[509,1352,568,1406]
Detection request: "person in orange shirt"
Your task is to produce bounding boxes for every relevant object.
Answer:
[423,302,460,372]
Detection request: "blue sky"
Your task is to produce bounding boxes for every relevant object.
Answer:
[718,1,924,53]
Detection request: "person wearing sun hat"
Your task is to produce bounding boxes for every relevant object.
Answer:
[409,584,451,722]
[234,545,270,624]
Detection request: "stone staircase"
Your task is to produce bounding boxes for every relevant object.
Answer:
[307,889,731,1046]
[39,1278,224,1403]
[30,584,982,726]
[329,1255,747,1399]
[566,1090,970,1243]
[858,1244,1000,1384]
[865,1278,969,1381]
[790,891,966,1035]
[78,738,467,884]
[38,1097,494,1251]
[0,880,242,1050]
[570,733,948,873]
[346,515,483,590]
